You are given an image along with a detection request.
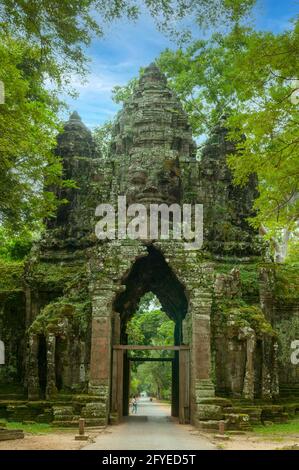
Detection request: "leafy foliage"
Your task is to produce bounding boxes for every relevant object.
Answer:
[127,293,174,347]
[93,120,114,160]
[126,293,175,398]
[0,0,257,234]
[157,21,299,248]
[0,259,24,294]
[0,35,67,232]
[0,228,34,260]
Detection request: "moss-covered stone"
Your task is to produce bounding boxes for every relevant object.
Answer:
[0,260,24,294]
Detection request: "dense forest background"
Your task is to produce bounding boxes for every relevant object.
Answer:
[127,293,174,400]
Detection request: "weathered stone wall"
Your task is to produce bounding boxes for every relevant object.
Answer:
[211,262,279,400]
[260,264,299,396]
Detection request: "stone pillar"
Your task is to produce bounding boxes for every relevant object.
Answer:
[25,289,39,327]
[190,289,215,425]
[261,336,274,399]
[79,340,86,384]
[46,334,57,399]
[192,310,215,399]
[272,341,280,398]
[240,327,256,400]
[27,334,39,400]
[89,315,111,396]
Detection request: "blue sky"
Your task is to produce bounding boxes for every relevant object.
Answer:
[63,0,298,129]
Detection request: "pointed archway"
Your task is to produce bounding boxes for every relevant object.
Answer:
[111,246,190,422]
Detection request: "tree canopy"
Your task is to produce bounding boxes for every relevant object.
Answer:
[157,21,299,257]
[0,0,257,234]
[0,35,65,233]
[126,293,174,398]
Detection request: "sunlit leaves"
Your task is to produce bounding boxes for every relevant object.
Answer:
[158,21,299,245]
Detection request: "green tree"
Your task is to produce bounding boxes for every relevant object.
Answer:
[127,294,175,399]
[126,293,174,347]
[0,35,68,233]
[157,21,299,260]
[0,0,257,234]
[93,120,114,160]
[136,361,172,399]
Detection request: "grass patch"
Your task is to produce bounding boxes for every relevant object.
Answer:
[253,417,299,435]
[3,420,71,435]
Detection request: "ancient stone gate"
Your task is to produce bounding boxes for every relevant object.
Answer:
[1,64,298,429]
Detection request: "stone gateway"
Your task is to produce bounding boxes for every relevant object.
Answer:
[0,64,298,430]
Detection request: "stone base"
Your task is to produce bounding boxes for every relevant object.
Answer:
[197,404,224,421]
[75,434,89,441]
[224,413,251,431]
[81,402,108,427]
[198,420,222,431]
[196,379,215,400]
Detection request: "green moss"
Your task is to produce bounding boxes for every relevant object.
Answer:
[239,268,259,299]
[217,299,276,338]
[27,262,85,290]
[29,297,91,335]
[28,268,91,336]
[0,260,24,294]
[214,262,260,298]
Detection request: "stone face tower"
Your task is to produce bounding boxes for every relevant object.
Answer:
[110,63,196,206]
[1,64,296,429]
[46,110,97,244]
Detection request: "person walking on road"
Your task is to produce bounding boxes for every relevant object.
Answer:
[131,396,138,414]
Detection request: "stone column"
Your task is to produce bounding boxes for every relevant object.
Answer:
[190,290,215,425]
[88,286,121,403]
[79,340,86,384]
[89,315,111,396]
[261,335,274,399]
[88,303,112,426]
[192,308,215,399]
[272,341,280,398]
[46,334,57,399]
[27,334,39,400]
[25,289,39,327]
[240,327,256,400]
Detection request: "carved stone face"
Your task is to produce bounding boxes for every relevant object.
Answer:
[125,158,181,205]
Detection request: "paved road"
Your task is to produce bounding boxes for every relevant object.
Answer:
[83,398,215,450]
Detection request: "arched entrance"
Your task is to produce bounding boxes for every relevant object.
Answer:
[110,246,190,423]
[88,241,215,427]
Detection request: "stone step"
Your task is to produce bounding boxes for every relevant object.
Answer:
[52,420,79,427]
[230,407,262,424]
[198,398,232,408]
[224,413,251,430]
[198,420,221,431]
[83,418,107,427]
